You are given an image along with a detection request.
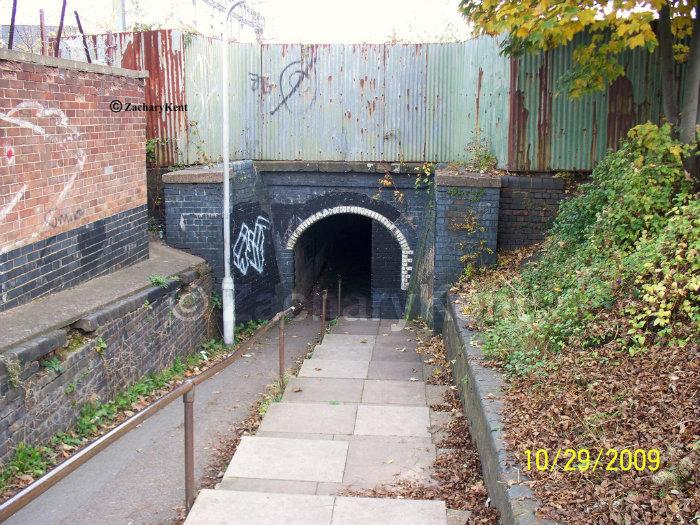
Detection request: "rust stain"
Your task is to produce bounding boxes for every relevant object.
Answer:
[607,76,636,150]
[359,78,365,89]
[508,58,530,170]
[536,51,552,171]
[590,100,598,164]
[475,67,483,132]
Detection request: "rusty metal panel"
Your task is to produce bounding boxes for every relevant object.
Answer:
[383,44,428,161]
[511,32,668,172]
[57,30,187,166]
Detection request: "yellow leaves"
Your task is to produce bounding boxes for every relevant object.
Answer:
[668,144,683,161]
[627,34,646,48]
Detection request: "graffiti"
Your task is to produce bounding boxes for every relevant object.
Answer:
[0,101,86,254]
[269,55,318,116]
[248,73,273,94]
[232,216,270,275]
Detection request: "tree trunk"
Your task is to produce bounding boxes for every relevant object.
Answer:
[678,0,700,145]
[658,5,679,127]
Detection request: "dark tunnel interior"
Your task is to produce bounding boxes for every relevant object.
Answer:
[294,214,372,313]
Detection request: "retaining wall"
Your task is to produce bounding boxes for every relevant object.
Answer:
[0,265,212,461]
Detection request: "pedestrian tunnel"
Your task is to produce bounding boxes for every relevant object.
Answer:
[285,209,412,319]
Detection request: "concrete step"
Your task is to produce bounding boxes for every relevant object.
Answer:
[186,490,447,524]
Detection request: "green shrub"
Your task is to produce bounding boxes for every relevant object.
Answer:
[465,123,699,374]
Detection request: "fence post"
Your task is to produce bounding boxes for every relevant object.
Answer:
[278,314,286,382]
[337,276,342,320]
[320,290,328,340]
[183,382,195,512]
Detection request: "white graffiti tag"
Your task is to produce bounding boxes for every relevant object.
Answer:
[232,216,270,275]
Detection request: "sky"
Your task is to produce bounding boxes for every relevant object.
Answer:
[1,0,473,43]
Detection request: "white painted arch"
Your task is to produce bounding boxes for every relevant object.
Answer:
[284,205,413,290]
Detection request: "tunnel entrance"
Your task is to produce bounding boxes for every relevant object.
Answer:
[293,214,372,316]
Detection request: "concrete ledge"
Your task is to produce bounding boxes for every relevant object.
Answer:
[0,48,149,79]
[163,160,254,183]
[6,330,67,365]
[442,295,560,525]
[255,160,424,174]
[435,168,502,188]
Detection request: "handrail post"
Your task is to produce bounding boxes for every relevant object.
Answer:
[337,275,342,319]
[183,382,196,512]
[278,313,286,383]
[320,289,328,341]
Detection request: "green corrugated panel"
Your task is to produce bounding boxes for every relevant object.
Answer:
[184,37,259,163]
[514,32,670,171]
[425,37,509,166]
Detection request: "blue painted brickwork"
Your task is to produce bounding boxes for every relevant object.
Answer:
[163,165,545,330]
[164,161,281,323]
[0,206,148,312]
[498,175,565,250]
[433,185,500,328]
[262,171,430,313]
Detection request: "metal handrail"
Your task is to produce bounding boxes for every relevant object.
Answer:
[0,290,328,522]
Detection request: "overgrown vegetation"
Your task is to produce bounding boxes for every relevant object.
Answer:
[457,123,699,523]
[463,123,698,375]
[0,322,266,497]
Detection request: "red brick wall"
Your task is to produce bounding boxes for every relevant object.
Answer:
[0,53,147,254]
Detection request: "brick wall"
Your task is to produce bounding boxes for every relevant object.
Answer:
[498,175,565,250]
[432,169,500,328]
[0,49,148,311]
[0,266,211,460]
[164,162,282,323]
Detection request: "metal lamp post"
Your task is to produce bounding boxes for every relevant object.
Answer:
[221,1,245,345]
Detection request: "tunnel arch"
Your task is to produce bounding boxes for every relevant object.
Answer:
[284,206,413,290]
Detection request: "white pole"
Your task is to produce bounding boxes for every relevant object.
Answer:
[221,1,244,346]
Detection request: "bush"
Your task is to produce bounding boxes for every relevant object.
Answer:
[465,123,699,374]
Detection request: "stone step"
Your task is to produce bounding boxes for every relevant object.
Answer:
[185,490,448,524]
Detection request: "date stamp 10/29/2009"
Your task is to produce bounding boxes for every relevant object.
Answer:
[523,448,661,473]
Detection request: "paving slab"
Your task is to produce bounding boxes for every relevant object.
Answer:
[377,319,409,332]
[367,361,423,381]
[258,402,357,435]
[225,436,348,482]
[332,496,446,525]
[429,410,453,445]
[323,334,376,345]
[333,320,380,335]
[342,438,436,488]
[299,359,369,379]
[361,380,426,406]
[371,345,423,362]
[217,477,318,494]
[312,345,372,361]
[185,490,335,525]
[425,384,450,406]
[282,377,364,403]
[354,405,431,437]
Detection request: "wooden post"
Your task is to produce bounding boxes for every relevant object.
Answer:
[8,0,17,49]
[39,10,47,55]
[74,11,92,63]
[54,0,67,57]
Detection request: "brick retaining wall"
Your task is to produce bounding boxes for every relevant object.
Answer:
[0,265,211,461]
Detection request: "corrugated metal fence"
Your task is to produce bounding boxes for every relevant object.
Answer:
[184,36,671,171]
[184,38,512,165]
[57,30,674,171]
